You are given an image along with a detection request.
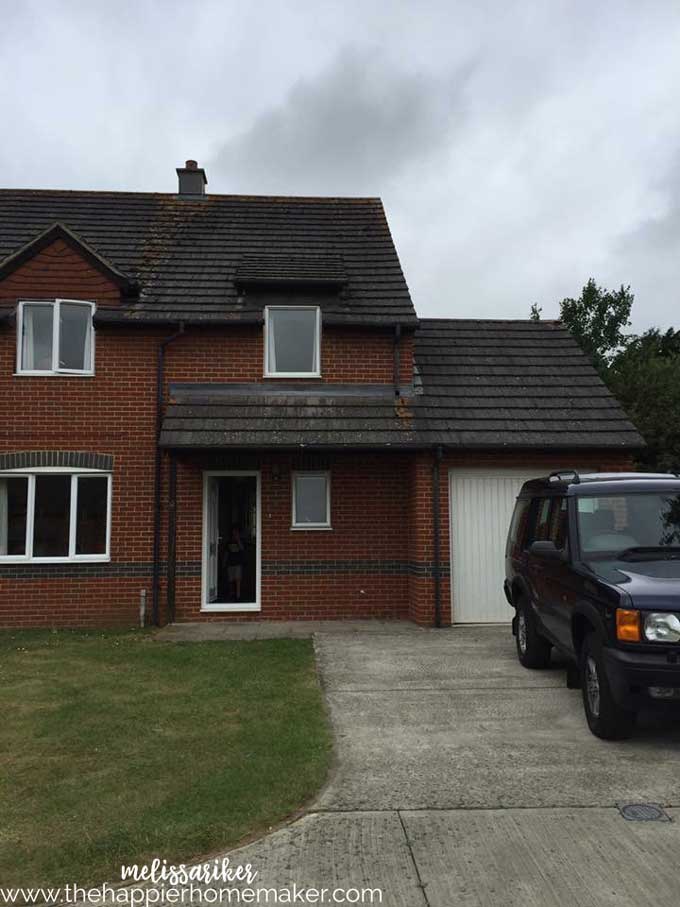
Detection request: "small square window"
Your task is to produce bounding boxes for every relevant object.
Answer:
[18,299,94,375]
[265,307,320,377]
[292,472,331,529]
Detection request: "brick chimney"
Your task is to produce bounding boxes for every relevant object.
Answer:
[176,159,207,197]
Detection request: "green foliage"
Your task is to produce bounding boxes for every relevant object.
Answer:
[529,302,542,321]
[559,278,633,372]
[607,329,680,473]
[538,278,679,472]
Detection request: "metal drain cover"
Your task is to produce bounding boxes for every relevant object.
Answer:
[618,802,671,822]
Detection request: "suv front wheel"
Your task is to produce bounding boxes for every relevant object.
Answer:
[580,633,636,740]
[515,598,551,668]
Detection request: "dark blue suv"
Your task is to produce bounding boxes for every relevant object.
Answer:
[505,471,680,739]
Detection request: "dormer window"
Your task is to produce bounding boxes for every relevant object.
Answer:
[17,299,94,375]
[264,306,321,378]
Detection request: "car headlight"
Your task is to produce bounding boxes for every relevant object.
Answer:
[644,612,680,643]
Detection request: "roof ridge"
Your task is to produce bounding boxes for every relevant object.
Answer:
[0,187,384,204]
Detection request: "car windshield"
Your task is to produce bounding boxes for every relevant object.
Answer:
[577,492,680,560]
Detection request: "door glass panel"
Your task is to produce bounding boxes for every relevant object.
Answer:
[33,475,71,557]
[0,477,28,556]
[59,303,92,371]
[208,476,258,605]
[76,476,108,554]
[22,304,53,370]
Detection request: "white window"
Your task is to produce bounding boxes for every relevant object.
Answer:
[0,471,111,562]
[265,306,321,377]
[292,472,331,529]
[17,299,94,375]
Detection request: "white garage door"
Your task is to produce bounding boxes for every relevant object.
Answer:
[449,469,539,623]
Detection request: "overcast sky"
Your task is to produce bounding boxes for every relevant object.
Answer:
[2,0,679,332]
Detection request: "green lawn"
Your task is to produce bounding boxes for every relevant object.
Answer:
[0,630,331,889]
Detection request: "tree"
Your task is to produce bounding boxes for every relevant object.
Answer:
[529,303,542,321]
[607,329,680,473]
[559,278,633,372]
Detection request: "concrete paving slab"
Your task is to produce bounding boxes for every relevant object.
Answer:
[316,625,567,691]
[189,811,426,906]
[402,807,680,906]
[315,631,680,811]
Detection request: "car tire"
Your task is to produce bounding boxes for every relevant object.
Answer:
[515,598,551,668]
[580,633,636,740]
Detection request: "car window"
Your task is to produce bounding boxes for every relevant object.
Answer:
[577,492,680,557]
[550,497,569,552]
[533,498,552,542]
[507,497,531,556]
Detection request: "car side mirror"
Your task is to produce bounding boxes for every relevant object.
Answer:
[529,540,565,560]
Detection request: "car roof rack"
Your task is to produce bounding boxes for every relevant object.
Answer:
[548,469,581,484]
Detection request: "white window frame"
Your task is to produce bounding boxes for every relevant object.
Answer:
[264,305,321,378]
[16,299,95,376]
[291,471,332,530]
[0,468,112,563]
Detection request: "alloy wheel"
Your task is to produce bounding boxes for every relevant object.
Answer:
[585,655,600,717]
[518,610,527,654]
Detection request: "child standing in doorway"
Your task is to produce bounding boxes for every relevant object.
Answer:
[226,525,245,602]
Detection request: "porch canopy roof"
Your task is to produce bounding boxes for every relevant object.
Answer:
[159,383,421,450]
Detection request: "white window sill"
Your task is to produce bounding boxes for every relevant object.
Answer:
[263,374,322,379]
[14,372,95,378]
[201,602,261,613]
[291,525,333,531]
[0,556,110,564]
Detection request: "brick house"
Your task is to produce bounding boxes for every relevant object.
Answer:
[0,163,642,628]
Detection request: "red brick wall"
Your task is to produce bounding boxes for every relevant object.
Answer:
[0,242,414,627]
[171,451,411,622]
[162,325,413,388]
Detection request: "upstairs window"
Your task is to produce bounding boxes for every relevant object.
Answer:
[0,471,111,562]
[18,300,94,375]
[265,306,320,377]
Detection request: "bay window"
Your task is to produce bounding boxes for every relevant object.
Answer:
[0,471,111,562]
[18,299,94,374]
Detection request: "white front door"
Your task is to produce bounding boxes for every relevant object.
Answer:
[449,469,539,623]
[202,470,261,612]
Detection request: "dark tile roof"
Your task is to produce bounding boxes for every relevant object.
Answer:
[0,190,416,326]
[160,383,419,449]
[159,319,642,451]
[413,319,643,449]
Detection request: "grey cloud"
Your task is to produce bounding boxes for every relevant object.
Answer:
[209,48,473,195]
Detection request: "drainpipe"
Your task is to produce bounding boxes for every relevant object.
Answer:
[151,323,185,626]
[166,455,178,623]
[393,324,402,397]
[432,445,444,628]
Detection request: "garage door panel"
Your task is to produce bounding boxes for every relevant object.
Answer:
[449,469,538,623]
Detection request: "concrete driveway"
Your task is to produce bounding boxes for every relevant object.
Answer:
[173,623,680,905]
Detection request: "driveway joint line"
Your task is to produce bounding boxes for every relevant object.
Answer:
[328,685,565,693]
[310,803,677,814]
[396,809,431,907]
